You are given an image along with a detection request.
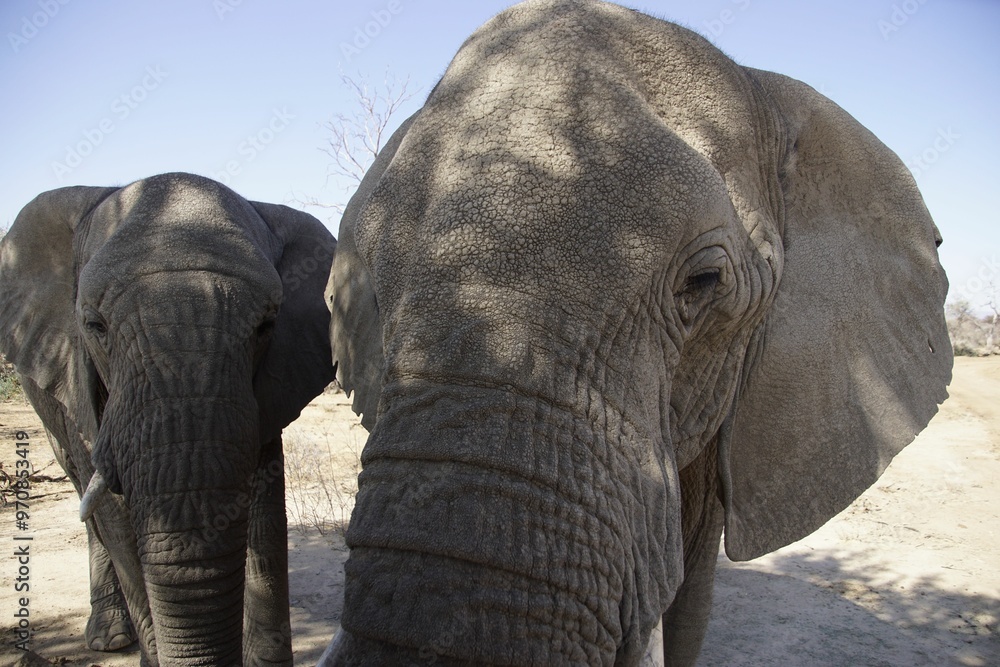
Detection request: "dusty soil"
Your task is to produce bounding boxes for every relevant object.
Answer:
[1,358,997,666]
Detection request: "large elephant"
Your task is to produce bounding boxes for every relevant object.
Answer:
[0,172,335,665]
[320,1,952,665]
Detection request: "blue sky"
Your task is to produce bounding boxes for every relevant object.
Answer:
[1,0,997,309]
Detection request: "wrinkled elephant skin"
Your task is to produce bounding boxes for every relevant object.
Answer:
[320,2,952,665]
[0,172,335,665]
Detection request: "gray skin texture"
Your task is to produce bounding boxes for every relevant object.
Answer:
[321,1,954,665]
[0,173,335,666]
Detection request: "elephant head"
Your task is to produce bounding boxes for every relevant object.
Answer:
[0,172,334,665]
[321,2,952,665]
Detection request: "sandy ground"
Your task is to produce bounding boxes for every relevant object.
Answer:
[1,358,997,666]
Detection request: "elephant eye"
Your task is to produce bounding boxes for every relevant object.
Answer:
[683,269,720,294]
[253,317,277,366]
[85,319,108,337]
[256,318,276,339]
[676,267,723,331]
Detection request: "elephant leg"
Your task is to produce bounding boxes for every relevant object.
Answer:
[243,435,293,666]
[663,442,725,667]
[85,521,136,651]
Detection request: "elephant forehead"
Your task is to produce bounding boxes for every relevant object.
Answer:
[80,231,282,314]
[357,89,733,320]
[358,115,737,398]
[78,179,283,311]
[355,2,746,320]
[81,173,282,276]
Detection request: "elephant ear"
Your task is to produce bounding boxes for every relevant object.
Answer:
[719,70,953,561]
[0,187,118,422]
[250,202,337,443]
[327,112,419,430]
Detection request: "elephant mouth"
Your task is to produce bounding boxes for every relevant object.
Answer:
[341,379,681,663]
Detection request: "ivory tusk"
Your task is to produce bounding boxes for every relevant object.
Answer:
[316,628,346,666]
[639,618,665,667]
[80,470,109,522]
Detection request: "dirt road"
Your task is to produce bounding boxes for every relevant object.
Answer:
[1,358,997,666]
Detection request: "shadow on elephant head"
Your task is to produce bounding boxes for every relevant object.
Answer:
[0,172,335,665]
[321,2,952,666]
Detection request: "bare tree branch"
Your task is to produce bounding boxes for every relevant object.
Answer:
[289,71,415,217]
[323,71,415,184]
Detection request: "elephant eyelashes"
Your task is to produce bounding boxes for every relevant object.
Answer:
[83,314,108,338]
[683,269,721,294]
[676,269,722,330]
[86,321,107,336]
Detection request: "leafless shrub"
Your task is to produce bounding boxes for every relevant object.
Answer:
[288,71,415,218]
[283,432,361,538]
[321,72,414,188]
[947,299,998,356]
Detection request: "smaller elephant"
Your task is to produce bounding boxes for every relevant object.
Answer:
[0,173,335,665]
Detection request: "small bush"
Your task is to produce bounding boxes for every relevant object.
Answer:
[952,342,981,357]
[0,358,21,401]
[946,300,997,357]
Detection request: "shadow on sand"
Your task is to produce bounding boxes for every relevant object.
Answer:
[699,548,998,667]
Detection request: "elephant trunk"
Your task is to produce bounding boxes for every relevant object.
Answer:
[138,490,249,665]
[123,396,259,666]
[333,381,680,665]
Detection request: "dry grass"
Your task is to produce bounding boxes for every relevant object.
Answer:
[282,394,367,536]
[284,435,353,537]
